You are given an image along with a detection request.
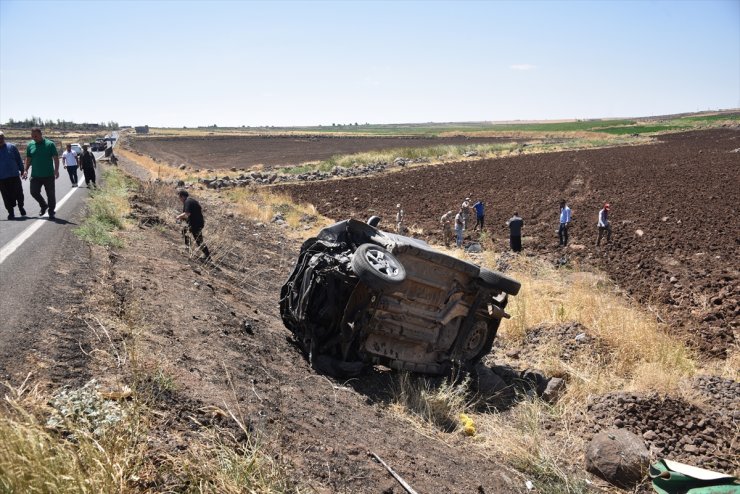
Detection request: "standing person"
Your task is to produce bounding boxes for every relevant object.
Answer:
[395,203,404,234]
[454,208,465,248]
[23,128,59,219]
[440,210,454,247]
[176,190,211,260]
[79,143,97,188]
[0,131,26,219]
[472,199,485,231]
[507,212,524,252]
[61,143,79,187]
[461,197,471,230]
[558,200,572,247]
[596,202,612,246]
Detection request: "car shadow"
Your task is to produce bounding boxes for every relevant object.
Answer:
[329,360,550,415]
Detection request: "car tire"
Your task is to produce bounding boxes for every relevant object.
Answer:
[460,318,496,363]
[478,268,521,295]
[351,244,406,290]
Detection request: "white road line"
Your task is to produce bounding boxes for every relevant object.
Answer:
[0,175,86,265]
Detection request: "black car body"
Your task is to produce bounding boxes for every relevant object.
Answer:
[280,218,521,375]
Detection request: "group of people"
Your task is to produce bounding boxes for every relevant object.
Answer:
[435,197,611,252]
[0,128,97,221]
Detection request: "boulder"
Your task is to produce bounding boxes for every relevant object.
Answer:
[541,377,566,404]
[585,428,650,488]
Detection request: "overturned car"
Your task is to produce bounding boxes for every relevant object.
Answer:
[280,218,521,375]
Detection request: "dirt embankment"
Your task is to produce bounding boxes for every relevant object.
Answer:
[129,135,520,170]
[276,129,740,358]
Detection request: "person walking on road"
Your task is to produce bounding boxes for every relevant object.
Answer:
[80,143,97,188]
[472,199,485,231]
[176,190,211,260]
[454,208,465,248]
[558,200,572,247]
[440,210,454,247]
[395,203,404,234]
[507,212,524,252]
[596,202,612,246]
[0,131,26,220]
[61,143,80,187]
[23,128,59,219]
[461,197,471,230]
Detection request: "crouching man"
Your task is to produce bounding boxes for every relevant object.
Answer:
[176,190,211,261]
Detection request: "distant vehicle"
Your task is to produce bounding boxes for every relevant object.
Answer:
[70,143,83,155]
[91,140,108,151]
[280,217,521,376]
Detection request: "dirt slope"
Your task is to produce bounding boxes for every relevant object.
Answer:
[90,183,520,493]
[276,129,740,358]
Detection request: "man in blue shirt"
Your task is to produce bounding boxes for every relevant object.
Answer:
[0,131,26,220]
[559,200,572,247]
[472,200,485,231]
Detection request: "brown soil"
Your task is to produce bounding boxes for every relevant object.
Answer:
[129,135,520,170]
[70,181,518,492]
[275,129,740,358]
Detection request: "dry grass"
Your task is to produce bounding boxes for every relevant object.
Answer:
[226,187,331,234]
[117,147,195,181]
[388,373,473,433]
[493,254,696,400]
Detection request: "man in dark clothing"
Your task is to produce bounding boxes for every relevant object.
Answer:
[24,128,59,219]
[79,143,97,187]
[176,190,211,260]
[472,200,485,231]
[507,212,524,252]
[0,131,26,220]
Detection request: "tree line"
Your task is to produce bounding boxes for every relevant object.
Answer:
[3,117,119,130]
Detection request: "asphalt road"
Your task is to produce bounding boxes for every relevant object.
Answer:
[0,147,109,379]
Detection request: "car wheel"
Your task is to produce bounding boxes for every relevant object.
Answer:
[351,244,406,290]
[478,268,521,295]
[460,319,495,363]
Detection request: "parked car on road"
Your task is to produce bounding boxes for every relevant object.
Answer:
[280,217,520,375]
[91,139,108,151]
[70,143,83,156]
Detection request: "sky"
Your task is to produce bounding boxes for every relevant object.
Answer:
[1,0,738,127]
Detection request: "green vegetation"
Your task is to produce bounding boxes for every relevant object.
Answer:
[679,113,740,122]
[3,116,118,130]
[74,168,132,247]
[597,124,688,135]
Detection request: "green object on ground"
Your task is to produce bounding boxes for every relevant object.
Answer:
[650,459,739,494]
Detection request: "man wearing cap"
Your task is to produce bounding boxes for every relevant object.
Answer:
[79,143,97,188]
[461,197,471,230]
[23,127,59,219]
[61,143,80,187]
[597,203,612,246]
[0,131,26,220]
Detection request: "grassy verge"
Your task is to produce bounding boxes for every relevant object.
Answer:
[74,168,133,247]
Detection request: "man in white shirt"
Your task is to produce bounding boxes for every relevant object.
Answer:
[461,197,471,230]
[597,203,612,246]
[61,143,79,187]
[454,208,464,247]
[559,200,572,247]
[395,203,404,233]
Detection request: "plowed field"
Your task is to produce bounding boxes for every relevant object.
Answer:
[276,129,740,357]
[130,135,518,169]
